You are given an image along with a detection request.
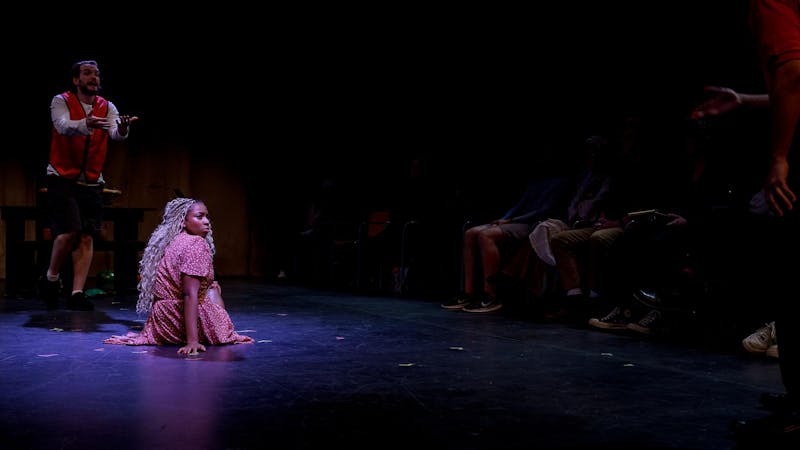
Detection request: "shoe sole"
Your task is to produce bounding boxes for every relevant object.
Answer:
[766,345,779,359]
[588,319,629,330]
[463,304,503,313]
[441,303,469,310]
[627,323,656,335]
[742,340,770,354]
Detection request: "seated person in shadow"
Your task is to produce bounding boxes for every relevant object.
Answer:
[386,154,447,297]
[441,168,574,314]
[541,134,621,322]
[294,174,360,286]
[587,116,717,335]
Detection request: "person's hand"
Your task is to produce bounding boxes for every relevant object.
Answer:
[664,213,687,227]
[85,109,111,130]
[764,158,797,216]
[117,114,139,135]
[690,86,742,119]
[178,341,207,355]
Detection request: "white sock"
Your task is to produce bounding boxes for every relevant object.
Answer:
[71,290,83,296]
[46,273,59,282]
[566,288,583,297]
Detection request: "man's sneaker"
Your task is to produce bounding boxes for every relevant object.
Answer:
[742,321,777,354]
[767,344,780,359]
[441,293,473,310]
[588,306,631,330]
[66,292,94,311]
[462,294,503,313]
[37,276,62,309]
[627,309,662,335]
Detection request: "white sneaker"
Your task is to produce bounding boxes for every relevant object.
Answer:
[742,321,776,354]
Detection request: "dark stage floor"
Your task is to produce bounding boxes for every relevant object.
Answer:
[0,279,786,450]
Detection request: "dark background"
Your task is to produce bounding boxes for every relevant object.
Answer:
[7,1,764,173]
[1,2,770,280]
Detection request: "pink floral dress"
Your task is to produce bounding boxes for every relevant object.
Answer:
[104,232,253,346]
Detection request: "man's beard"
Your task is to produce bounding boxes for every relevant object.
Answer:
[78,84,99,95]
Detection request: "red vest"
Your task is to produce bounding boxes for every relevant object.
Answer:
[49,91,110,182]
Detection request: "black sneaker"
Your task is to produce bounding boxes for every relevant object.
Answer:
[37,276,62,309]
[462,294,503,313]
[441,293,473,310]
[588,306,631,330]
[66,291,94,311]
[627,309,662,335]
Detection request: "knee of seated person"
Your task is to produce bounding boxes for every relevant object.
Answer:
[207,287,224,305]
[464,227,482,239]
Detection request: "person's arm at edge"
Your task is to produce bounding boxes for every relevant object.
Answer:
[739,92,771,107]
[690,86,770,119]
[764,59,800,215]
[178,274,206,355]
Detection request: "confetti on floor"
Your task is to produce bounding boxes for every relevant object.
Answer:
[398,363,415,367]
[37,354,58,358]
[50,328,64,332]
[449,346,464,351]
[336,336,345,340]
[601,353,613,356]
[257,340,272,343]
[131,351,148,354]
[93,348,105,352]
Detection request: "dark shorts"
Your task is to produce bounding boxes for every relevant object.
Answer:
[45,175,103,238]
[497,222,533,241]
